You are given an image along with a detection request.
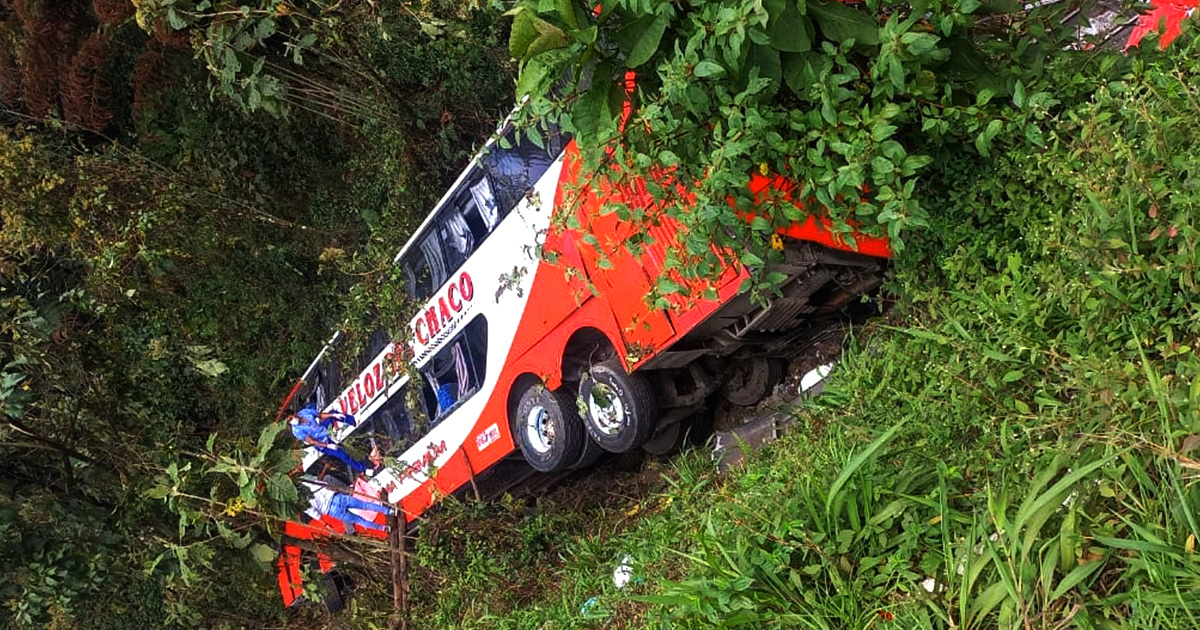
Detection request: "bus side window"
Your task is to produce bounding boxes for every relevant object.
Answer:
[374,386,413,443]
[436,167,496,268]
[346,384,416,456]
[355,327,390,374]
[400,234,446,300]
[418,317,488,424]
[481,123,565,213]
[298,345,344,413]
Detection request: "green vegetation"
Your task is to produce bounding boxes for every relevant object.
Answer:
[507,0,1102,300]
[0,1,514,627]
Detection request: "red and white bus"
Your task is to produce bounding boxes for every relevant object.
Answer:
[274,113,891,606]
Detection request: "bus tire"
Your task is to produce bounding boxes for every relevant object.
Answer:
[579,360,657,453]
[320,572,345,613]
[722,357,786,406]
[641,420,681,456]
[572,435,605,469]
[513,384,586,473]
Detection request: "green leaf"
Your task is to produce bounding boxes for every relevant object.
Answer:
[825,421,904,518]
[743,44,782,97]
[571,72,616,144]
[740,251,765,268]
[1049,560,1104,600]
[510,9,539,59]
[808,2,879,45]
[618,13,670,68]
[556,0,583,30]
[1002,370,1024,383]
[657,277,682,295]
[782,52,827,97]
[250,543,278,564]
[165,8,187,30]
[969,581,1009,625]
[255,421,286,464]
[525,18,570,59]
[254,17,276,42]
[193,358,228,379]
[265,473,299,507]
[766,0,812,52]
[1015,456,1113,557]
[516,53,557,98]
[694,60,726,78]
[144,485,170,500]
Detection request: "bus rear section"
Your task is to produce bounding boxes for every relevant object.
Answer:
[495,140,889,469]
[274,120,890,606]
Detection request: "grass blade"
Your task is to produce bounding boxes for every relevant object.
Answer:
[825,421,905,518]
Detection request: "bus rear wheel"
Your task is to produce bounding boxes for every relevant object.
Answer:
[513,384,586,473]
[579,360,657,453]
[722,357,786,406]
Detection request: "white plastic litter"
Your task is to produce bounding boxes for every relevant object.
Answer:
[613,555,633,589]
[799,363,833,393]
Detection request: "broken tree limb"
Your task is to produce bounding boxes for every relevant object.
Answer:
[461,449,481,502]
[387,509,409,630]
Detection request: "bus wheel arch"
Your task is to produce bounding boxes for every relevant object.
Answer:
[561,327,620,383]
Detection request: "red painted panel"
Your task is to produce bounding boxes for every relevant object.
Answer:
[277,545,304,608]
[572,177,677,354]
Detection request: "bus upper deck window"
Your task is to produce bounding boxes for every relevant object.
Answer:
[469,177,500,231]
[482,123,562,214]
[400,234,447,300]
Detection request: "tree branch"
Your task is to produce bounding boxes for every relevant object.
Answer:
[2,416,104,467]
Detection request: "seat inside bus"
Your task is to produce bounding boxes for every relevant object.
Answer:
[399,123,564,300]
[418,317,488,424]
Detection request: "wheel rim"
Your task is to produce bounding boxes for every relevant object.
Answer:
[587,387,626,435]
[524,405,555,454]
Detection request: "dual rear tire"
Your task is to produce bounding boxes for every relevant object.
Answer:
[578,360,657,454]
[512,360,658,472]
[513,385,587,473]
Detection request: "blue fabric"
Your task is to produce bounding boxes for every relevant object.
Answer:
[316,445,369,474]
[329,493,392,533]
[436,383,456,414]
[290,418,332,444]
[296,404,321,423]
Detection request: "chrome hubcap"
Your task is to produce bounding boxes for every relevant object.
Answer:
[525,405,555,454]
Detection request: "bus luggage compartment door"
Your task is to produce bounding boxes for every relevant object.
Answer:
[577,207,676,357]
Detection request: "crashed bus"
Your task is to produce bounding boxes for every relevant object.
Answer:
[273,112,892,606]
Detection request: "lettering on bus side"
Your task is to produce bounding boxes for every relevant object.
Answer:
[399,440,449,482]
[337,341,408,416]
[332,271,474,417]
[411,271,475,362]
